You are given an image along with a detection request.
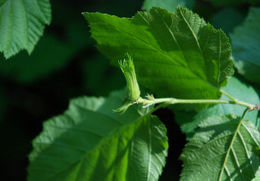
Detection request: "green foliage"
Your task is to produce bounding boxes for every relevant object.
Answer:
[19,2,260,181]
[28,90,168,181]
[142,0,194,12]
[83,7,234,110]
[0,0,51,59]
[175,77,260,137]
[231,8,260,84]
[180,115,260,181]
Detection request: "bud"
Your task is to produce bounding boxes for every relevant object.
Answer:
[119,54,140,101]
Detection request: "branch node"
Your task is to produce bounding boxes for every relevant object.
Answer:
[249,104,260,111]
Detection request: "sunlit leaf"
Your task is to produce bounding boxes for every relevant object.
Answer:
[28,90,168,181]
[83,7,233,110]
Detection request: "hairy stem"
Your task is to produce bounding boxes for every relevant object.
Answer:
[136,91,255,109]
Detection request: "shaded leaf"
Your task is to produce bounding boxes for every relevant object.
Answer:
[180,115,260,181]
[0,0,51,58]
[28,90,168,181]
[142,0,194,12]
[83,7,233,110]
[231,8,260,84]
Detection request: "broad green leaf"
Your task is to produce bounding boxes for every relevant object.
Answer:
[0,34,79,83]
[83,7,233,109]
[175,77,260,137]
[28,90,168,181]
[142,0,194,12]
[180,115,260,181]
[231,8,260,84]
[0,0,51,59]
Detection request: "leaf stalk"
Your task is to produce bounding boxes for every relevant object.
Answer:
[136,94,255,110]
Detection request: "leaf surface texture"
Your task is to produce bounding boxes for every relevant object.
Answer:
[28,90,168,181]
[0,0,51,58]
[180,115,260,181]
[83,7,233,109]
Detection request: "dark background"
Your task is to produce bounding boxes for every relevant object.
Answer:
[0,0,254,180]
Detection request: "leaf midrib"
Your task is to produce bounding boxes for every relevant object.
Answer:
[131,10,220,92]
[218,119,259,181]
[36,107,150,180]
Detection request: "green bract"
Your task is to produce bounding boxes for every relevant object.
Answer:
[119,55,140,101]
[0,0,51,58]
[83,7,234,110]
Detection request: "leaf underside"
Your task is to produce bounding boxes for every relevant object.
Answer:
[180,115,260,181]
[83,7,233,110]
[0,0,51,58]
[28,90,168,181]
[231,7,260,84]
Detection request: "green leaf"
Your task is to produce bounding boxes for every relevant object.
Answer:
[231,8,260,84]
[28,90,168,181]
[175,77,260,137]
[83,7,233,109]
[142,0,194,12]
[0,0,51,59]
[180,115,260,181]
